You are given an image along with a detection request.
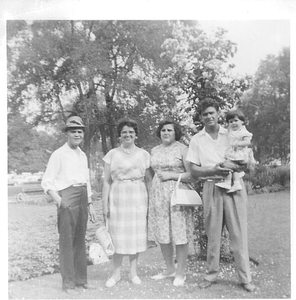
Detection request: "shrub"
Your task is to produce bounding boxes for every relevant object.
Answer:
[253,183,285,194]
[244,164,290,191]
[253,165,275,188]
[273,165,290,187]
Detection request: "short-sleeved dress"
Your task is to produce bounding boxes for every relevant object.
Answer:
[225,126,256,166]
[103,146,150,255]
[148,141,194,245]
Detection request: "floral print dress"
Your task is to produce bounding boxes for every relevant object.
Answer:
[148,141,194,245]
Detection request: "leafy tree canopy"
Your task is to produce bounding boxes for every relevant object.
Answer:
[241,47,290,163]
[7,20,255,172]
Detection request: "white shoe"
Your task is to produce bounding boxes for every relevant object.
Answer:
[151,271,176,280]
[106,276,121,288]
[227,183,242,193]
[215,182,231,190]
[130,275,141,285]
[173,276,186,286]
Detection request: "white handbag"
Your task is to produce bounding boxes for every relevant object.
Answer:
[95,222,115,256]
[89,243,109,264]
[171,174,202,207]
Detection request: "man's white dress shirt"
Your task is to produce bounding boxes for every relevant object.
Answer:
[41,143,92,197]
[186,126,229,167]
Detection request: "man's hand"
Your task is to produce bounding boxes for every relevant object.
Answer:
[48,190,62,208]
[214,162,233,177]
[222,160,245,172]
[55,197,62,208]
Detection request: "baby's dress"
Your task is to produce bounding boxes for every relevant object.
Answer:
[225,126,256,166]
[148,141,194,245]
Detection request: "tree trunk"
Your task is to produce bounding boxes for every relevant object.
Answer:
[99,124,108,155]
[105,93,118,149]
[83,127,91,168]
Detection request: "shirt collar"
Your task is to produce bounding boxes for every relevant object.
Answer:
[200,125,228,136]
[63,142,82,153]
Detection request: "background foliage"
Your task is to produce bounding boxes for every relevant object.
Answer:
[241,47,290,164]
[7,20,290,175]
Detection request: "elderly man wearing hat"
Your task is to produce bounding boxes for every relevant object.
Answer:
[42,116,96,295]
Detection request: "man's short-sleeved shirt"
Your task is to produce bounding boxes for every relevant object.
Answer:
[41,143,92,196]
[186,126,229,167]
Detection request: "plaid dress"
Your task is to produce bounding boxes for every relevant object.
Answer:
[103,147,150,255]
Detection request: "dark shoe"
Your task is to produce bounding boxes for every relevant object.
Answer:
[241,282,255,292]
[199,279,217,289]
[76,283,96,290]
[63,288,79,295]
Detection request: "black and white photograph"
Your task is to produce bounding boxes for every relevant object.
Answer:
[2,0,294,299]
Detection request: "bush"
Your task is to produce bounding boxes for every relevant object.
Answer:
[244,163,290,193]
[273,165,290,187]
[253,165,275,188]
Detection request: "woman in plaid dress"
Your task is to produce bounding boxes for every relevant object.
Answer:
[102,119,152,288]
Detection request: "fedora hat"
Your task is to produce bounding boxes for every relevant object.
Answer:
[64,116,85,131]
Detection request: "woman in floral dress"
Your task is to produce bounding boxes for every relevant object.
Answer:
[148,120,194,287]
[102,119,152,288]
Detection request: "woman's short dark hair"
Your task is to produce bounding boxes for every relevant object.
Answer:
[197,98,220,114]
[225,109,245,123]
[156,120,182,141]
[117,119,138,137]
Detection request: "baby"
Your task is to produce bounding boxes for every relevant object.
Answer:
[216,109,256,193]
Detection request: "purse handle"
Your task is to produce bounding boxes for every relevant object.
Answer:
[176,173,182,189]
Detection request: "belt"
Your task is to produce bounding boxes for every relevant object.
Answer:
[72,183,87,187]
[115,178,143,183]
[200,177,224,182]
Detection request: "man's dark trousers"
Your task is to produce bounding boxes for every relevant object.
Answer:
[58,185,88,290]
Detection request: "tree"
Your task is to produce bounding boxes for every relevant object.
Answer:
[241,47,290,163]
[7,20,174,161]
[7,115,64,173]
[159,21,252,130]
[7,20,254,170]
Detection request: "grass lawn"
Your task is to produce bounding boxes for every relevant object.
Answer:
[8,191,291,299]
